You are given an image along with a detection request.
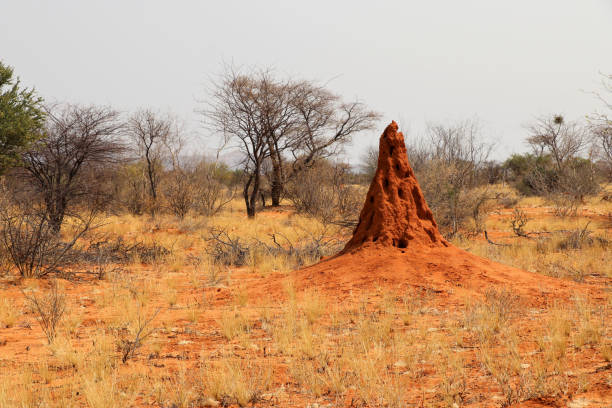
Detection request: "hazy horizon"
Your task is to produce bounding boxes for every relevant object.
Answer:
[2,0,611,164]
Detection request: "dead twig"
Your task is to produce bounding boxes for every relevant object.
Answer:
[484,230,511,247]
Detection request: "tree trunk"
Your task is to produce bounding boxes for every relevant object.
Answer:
[145,154,157,216]
[243,169,261,218]
[45,191,66,234]
[267,140,283,207]
[270,179,282,207]
[243,174,254,217]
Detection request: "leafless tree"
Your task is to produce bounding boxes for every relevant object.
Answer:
[359,145,379,180]
[20,104,125,232]
[406,120,493,237]
[128,109,177,214]
[525,115,599,213]
[526,115,590,172]
[204,70,270,217]
[203,67,378,217]
[589,74,612,179]
[276,81,379,204]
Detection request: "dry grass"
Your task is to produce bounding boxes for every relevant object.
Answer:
[0,193,610,406]
[0,298,21,328]
[218,308,251,341]
[202,359,273,407]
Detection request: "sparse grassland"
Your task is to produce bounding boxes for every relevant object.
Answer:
[0,187,610,407]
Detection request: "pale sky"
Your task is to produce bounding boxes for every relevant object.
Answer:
[2,0,611,163]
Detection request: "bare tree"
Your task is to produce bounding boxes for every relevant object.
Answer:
[272,81,379,205]
[204,71,270,217]
[592,124,612,179]
[21,104,125,232]
[419,120,493,237]
[128,109,176,214]
[525,115,599,213]
[192,158,236,216]
[526,115,589,172]
[589,74,612,179]
[203,67,378,216]
[359,145,379,180]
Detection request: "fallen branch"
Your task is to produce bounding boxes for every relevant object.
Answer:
[484,230,511,247]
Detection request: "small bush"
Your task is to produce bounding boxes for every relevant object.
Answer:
[23,280,66,344]
[115,307,160,363]
[0,206,92,278]
[556,224,593,250]
[498,192,520,209]
[84,236,171,265]
[286,161,364,228]
[206,228,250,266]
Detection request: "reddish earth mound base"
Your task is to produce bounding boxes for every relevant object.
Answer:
[293,121,583,303]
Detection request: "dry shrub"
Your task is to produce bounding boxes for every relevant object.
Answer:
[556,224,594,250]
[0,206,93,278]
[206,228,250,266]
[206,226,341,269]
[187,253,231,287]
[84,235,172,265]
[251,229,342,269]
[162,161,236,219]
[498,191,520,208]
[483,287,520,323]
[114,307,160,363]
[464,287,520,345]
[526,162,599,217]
[418,161,495,237]
[192,161,236,217]
[286,160,364,228]
[162,169,196,219]
[23,280,66,344]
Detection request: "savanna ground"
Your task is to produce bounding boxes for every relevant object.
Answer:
[0,186,611,408]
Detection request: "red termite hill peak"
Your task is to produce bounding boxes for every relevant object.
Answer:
[342,120,448,254]
[282,121,583,304]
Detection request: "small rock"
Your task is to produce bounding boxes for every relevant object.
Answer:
[567,398,591,408]
[393,360,408,369]
[202,397,219,407]
[520,363,530,369]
